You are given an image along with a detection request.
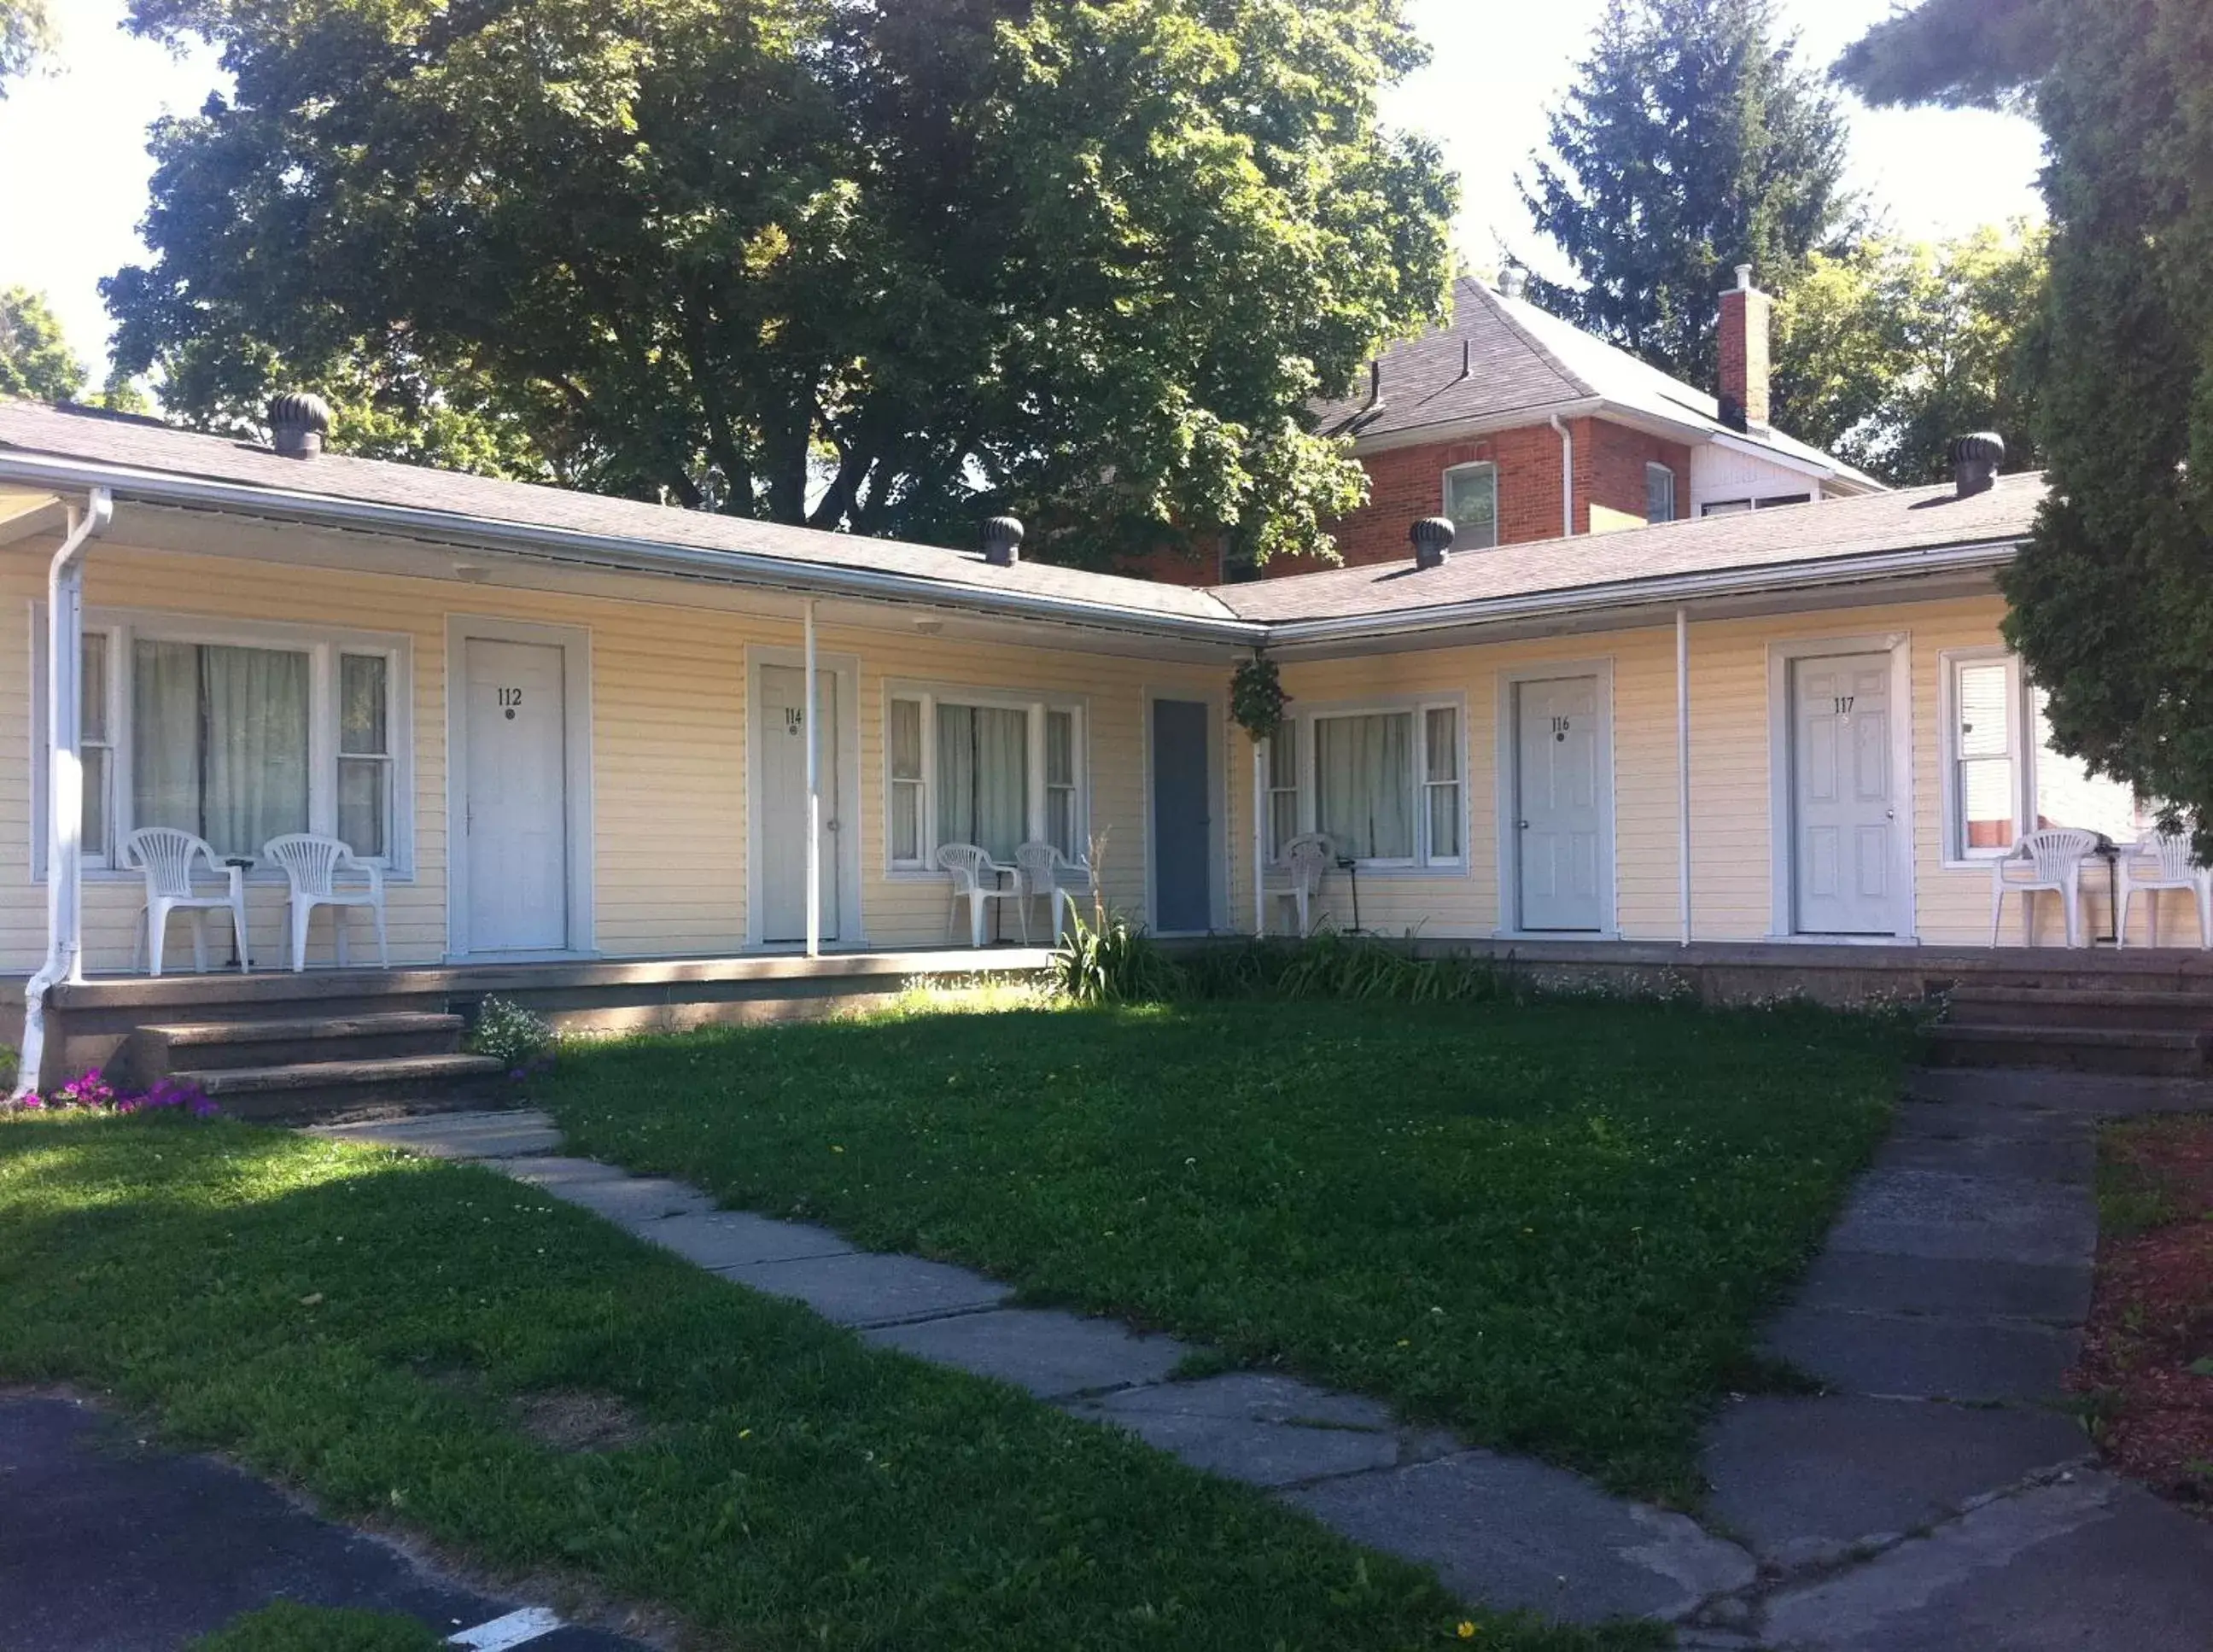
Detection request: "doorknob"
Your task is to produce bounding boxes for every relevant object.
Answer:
[1517,820,1530,829]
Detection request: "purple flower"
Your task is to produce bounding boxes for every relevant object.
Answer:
[56,1069,117,1110]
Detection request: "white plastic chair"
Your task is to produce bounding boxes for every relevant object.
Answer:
[937,843,1025,948]
[2116,830,2212,949]
[261,833,388,972]
[1264,832,1336,937]
[1989,828,2102,949]
[122,827,250,978]
[1013,841,1086,944]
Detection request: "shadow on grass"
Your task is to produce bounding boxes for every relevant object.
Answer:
[0,1116,1656,1652]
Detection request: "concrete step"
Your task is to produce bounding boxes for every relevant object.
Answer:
[189,1054,508,1121]
[1947,985,2213,1033]
[1926,1023,2211,1077]
[139,1012,468,1077]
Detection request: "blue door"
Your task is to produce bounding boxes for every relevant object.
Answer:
[1151,699,1213,932]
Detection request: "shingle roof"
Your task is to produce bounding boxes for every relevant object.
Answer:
[1215,473,2044,624]
[1310,277,1883,493]
[0,400,1240,625]
[0,398,2035,639]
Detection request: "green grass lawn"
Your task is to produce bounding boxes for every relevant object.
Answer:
[542,992,1912,1503]
[0,1115,1650,1652]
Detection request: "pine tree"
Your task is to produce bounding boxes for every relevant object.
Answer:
[1521,0,1856,393]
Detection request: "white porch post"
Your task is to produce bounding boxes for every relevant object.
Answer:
[803,598,820,960]
[1252,739,1267,937]
[17,489,114,1099]
[1676,605,1692,945]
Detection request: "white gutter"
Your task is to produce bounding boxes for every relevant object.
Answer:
[1258,538,2023,650]
[0,452,1267,649]
[16,488,114,1099]
[1548,415,1575,540]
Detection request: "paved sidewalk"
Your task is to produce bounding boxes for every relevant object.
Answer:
[0,1392,647,1651]
[316,1109,1756,1628]
[317,1072,2213,1647]
[1694,1068,2213,1650]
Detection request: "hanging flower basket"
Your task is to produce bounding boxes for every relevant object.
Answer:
[1230,653,1288,743]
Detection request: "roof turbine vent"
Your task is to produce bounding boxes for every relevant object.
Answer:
[1410,515,1457,570]
[267,391,333,459]
[1948,432,2006,499]
[980,515,1025,568]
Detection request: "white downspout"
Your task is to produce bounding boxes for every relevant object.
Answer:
[1676,605,1692,946]
[803,598,821,960]
[1548,415,1575,539]
[17,488,114,1099]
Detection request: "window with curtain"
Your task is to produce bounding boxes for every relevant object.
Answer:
[1315,711,1416,861]
[1947,652,2151,860]
[936,701,1030,861]
[1424,706,1462,862]
[37,617,409,877]
[1952,657,2017,856]
[886,690,1084,870]
[1266,731,1299,861]
[133,640,311,860]
[1645,464,1677,524]
[338,653,391,858]
[1443,463,1498,550]
[80,633,112,863]
[889,698,925,865]
[1046,709,1077,857]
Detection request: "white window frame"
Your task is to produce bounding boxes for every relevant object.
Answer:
[32,605,415,880]
[1264,730,1299,863]
[1278,693,1468,874]
[1939,647,2148,868]
[1441,461,1500,551]
[1645,463,1677,524]
[882,680,1088,874]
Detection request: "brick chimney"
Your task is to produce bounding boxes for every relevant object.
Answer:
[1718,265,1772,434]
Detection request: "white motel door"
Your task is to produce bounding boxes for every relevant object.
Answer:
[1515,674,1607,931]
[1791,653,1896,935]
[464,638,569,952]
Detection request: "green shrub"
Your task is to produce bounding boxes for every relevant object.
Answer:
[466,995,554,1071]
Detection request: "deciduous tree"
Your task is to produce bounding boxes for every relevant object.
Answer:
[0,286,84,403]
[108,0,1455,569]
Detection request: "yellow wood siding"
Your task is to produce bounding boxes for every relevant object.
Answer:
[0,540,1218,973]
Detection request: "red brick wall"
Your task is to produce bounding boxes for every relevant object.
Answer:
[1269,419,1692,576]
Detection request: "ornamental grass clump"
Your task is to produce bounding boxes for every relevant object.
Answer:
[1051,831,1182,1006]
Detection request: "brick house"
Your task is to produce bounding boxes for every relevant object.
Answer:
[1134,268,1883,585]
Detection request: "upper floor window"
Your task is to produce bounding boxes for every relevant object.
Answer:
[1943,651,2149,861]
[1442,462,1498,550]
[1702,493,1811,517]
[1645,464,1677,523]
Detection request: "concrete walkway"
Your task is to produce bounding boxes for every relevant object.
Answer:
[317,1071,2213,1647]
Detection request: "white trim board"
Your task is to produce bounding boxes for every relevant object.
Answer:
[748,644,865,950]
[444,614,596,960]
[1493,657,1618,936]
[1765,631,1917,941]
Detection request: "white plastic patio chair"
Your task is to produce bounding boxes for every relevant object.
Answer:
[1013,841,1086,945]
[2116,829,2212,949]
[1989,827,2102,949]
[122,827,250,978]
[937,843,1025,948]
[261,833,388,972]
[1264,832,1336,937]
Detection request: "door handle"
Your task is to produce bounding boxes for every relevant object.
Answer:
[1886,809,1896,820]
[1517,820,1530,829]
